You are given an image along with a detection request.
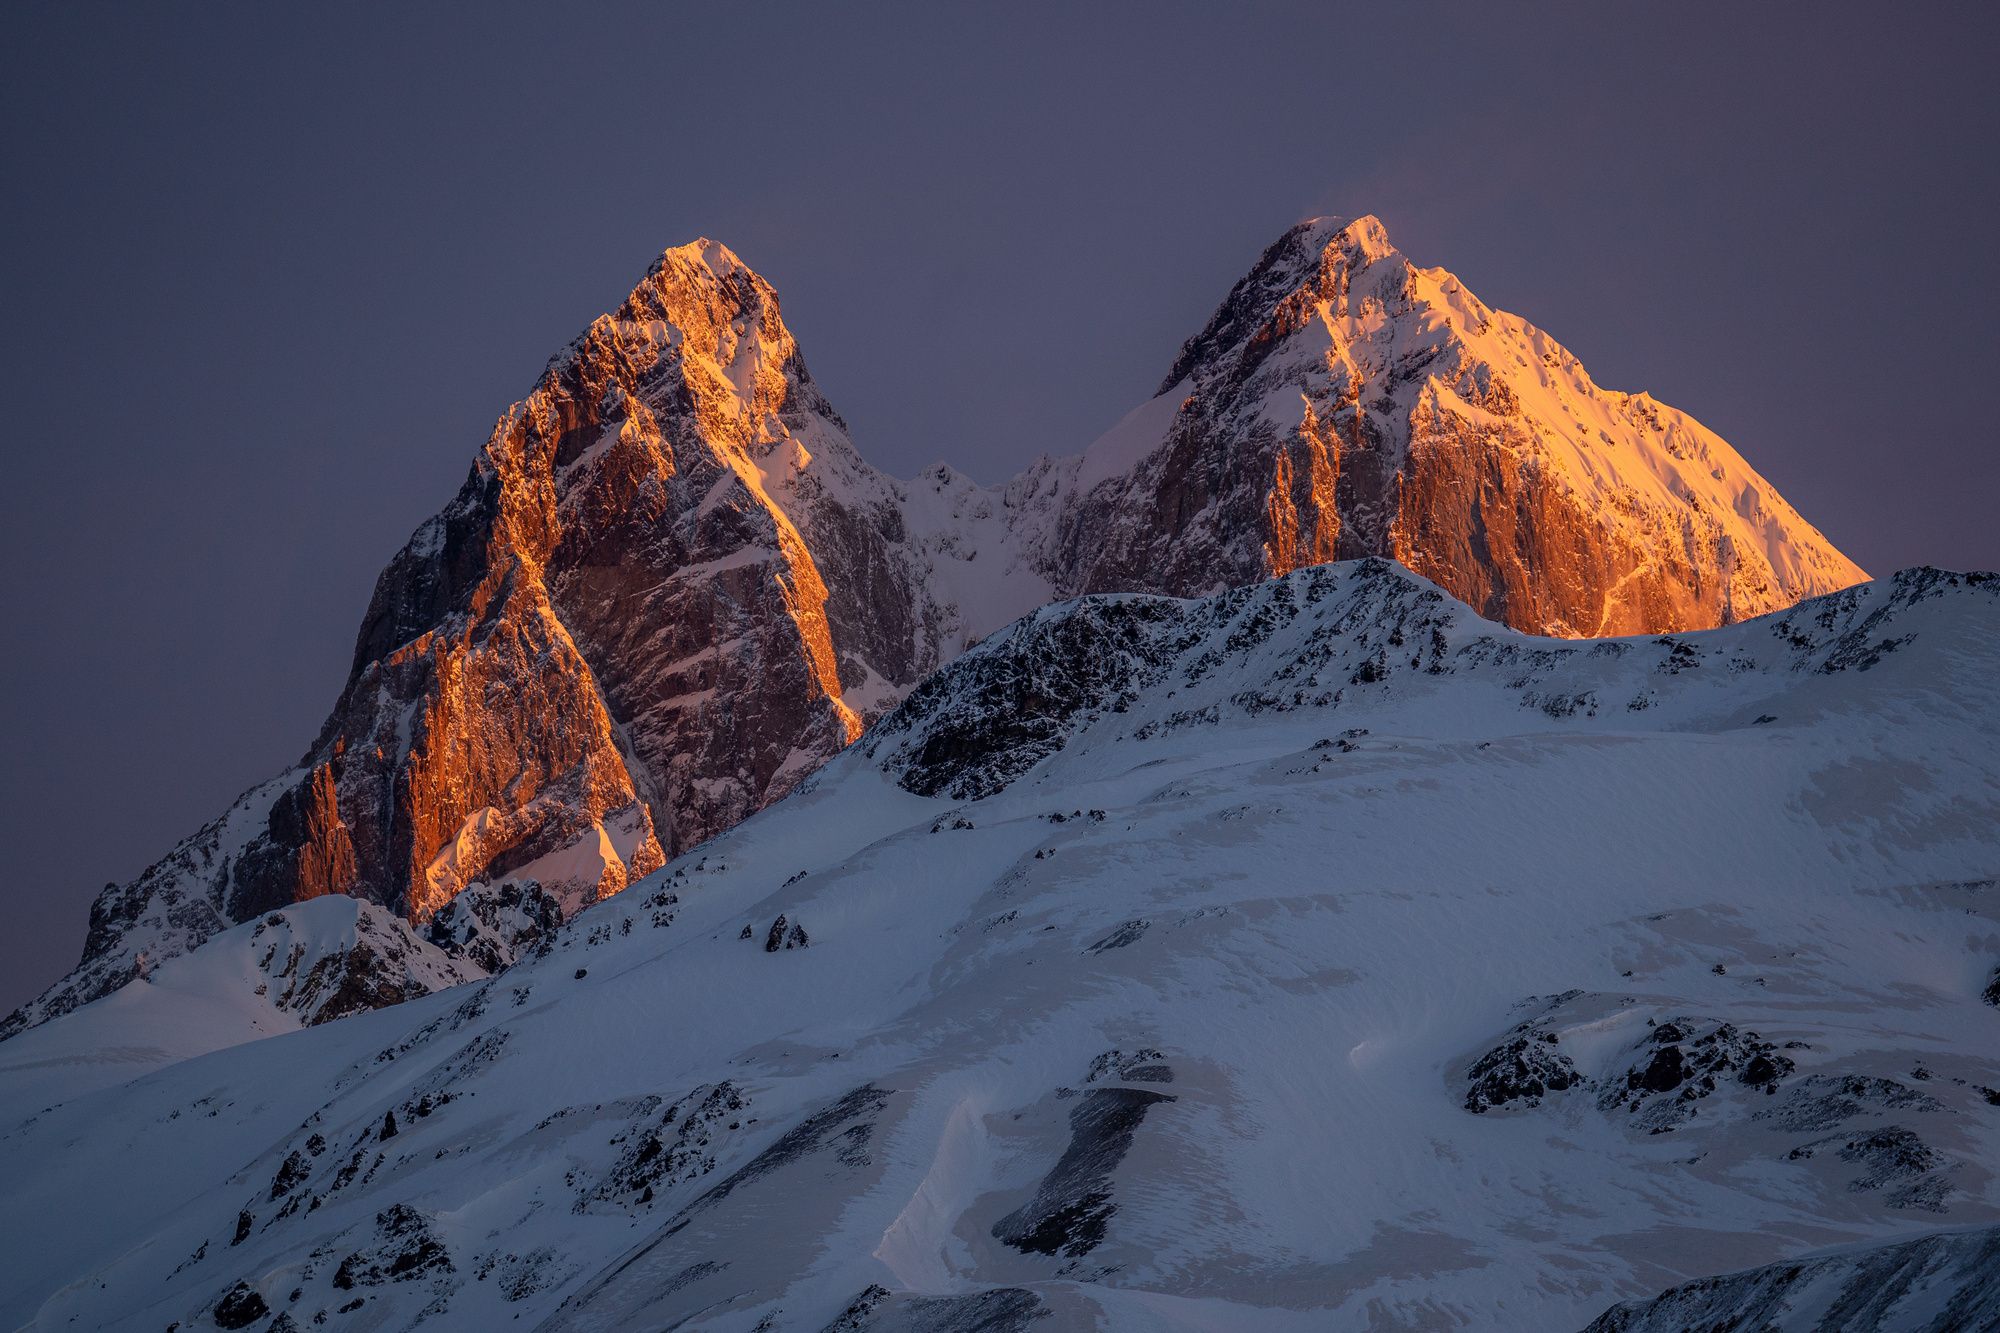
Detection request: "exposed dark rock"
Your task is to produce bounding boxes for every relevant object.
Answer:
[1085,921,1150,955]
[583,1082,746,1210]
[824,1285,893,1332]
[331,1204,454,1289]
[479,1246,579,1303]
[994,1081,1175,1258]
[1755,1074,1946,1133]
[822,1283,1048,1332]
[872,599,1182,800]
[212,1281,269,1329]
[1788,1125,1955,1210]
[269,1150,312,1201]
[1598,1018,1794,1130]
[1465,1022,1581,1114]
[1088,1049,1173,1084]
[424,880,564,973]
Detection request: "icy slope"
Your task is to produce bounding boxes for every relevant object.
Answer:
[1,561,1992,1331]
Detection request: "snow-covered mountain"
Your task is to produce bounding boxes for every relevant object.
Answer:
[3,218,1867,1039]
[3,241,967,1038]
[1040,216,1866,628]
[3,561,1992,1331]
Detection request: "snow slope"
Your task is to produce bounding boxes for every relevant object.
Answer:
[0,896,475,1116]
[1,561,1992,1331]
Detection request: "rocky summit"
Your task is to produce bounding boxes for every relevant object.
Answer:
[4,218,1867,1038]
[1046,216,1864,626]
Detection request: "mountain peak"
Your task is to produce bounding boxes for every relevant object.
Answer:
[1293,212,1396,261]
[617,238,785,340]
[1159,212,1401,393]
[1101,213,1864,636]
[537,238,789,387]
[649,236,756,282]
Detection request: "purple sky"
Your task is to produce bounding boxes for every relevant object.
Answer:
[4,3,1997,1012]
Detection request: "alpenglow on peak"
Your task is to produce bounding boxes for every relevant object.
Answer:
[4,216,1865,1039]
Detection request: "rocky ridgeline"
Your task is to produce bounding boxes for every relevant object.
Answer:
[867,562,1992,805]
[1581,1224,2000,1331]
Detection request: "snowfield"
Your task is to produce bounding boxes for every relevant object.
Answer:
[2,560,1996,1330]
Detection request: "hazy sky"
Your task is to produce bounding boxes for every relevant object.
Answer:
[4,2,1997,1012]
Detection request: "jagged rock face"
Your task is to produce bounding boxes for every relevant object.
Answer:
[421,879,564,975]
[341,239,937,920]
[1050,216,1866,633]
[8,220,1872,1038]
